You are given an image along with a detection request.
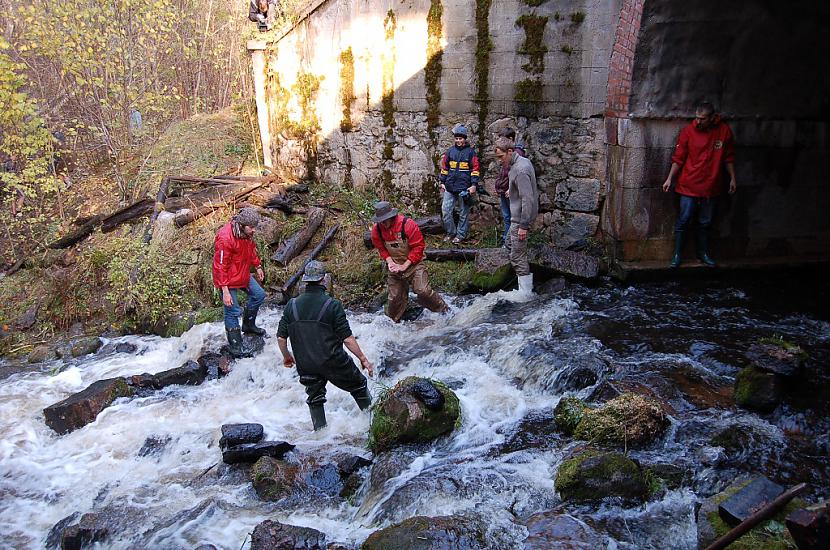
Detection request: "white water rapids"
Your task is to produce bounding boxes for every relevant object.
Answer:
[1,280,827,549]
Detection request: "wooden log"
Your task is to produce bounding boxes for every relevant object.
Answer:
[280,224,339,299]
[173,181,266,228]
[96,198,154,233]
[703,483,807,550]
[142,176,171,243]
[47,215,103,249]
[362,215,444,248]
[425,248,480,261]
[271,207,325,266]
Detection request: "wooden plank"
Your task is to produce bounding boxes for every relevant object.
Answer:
[271,207,325,266]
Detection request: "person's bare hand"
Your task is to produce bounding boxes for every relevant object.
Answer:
[283,354,295,368]
[256,267,264,282]
[222,289,233,307]
[729,179,736,194]
[662,178,672,192]
[468,185,477,195]
[360,357,374,376]
[518,228,528,241]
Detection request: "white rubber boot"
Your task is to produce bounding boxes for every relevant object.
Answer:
[518,274,534,295]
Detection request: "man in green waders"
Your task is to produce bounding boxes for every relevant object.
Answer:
[277,261,374,430]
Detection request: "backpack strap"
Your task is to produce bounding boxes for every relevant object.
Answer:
[374,223,383,243]
[316,297,334,321]
[290,298,299,321]
[400,216,408,242]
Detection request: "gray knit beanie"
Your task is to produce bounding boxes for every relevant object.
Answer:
[235,207,260,228]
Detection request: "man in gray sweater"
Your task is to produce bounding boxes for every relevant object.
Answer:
[494,137,538,294]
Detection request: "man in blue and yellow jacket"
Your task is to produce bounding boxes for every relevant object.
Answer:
[439,124,480,244]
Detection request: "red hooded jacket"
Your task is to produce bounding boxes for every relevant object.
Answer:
[212,222,261,289]
[371,215,425,265]
[672,117,735,198]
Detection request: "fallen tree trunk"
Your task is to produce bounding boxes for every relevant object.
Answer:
[280,224,339,299]
[271,207,325,266]
[703,483,807,550]
[362,215,444,248]
[173,180,266,228]
[425,248,480,261]
[142,176,171,243]
[48,215,103,249]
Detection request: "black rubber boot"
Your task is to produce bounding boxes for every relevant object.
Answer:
[309,404,327,431]
[670,230,685,268]
[241,308,266,336]
[696,229,716,267]
[225,328,253,359]
[351,387,372,411]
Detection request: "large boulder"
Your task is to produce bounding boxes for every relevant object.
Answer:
[250,520,327,550]
[219,423,264,448]
[471,248,514,291]
[533,246,599,280]
[522,511,605,549]
[555,450,649,502]
[554,396,588,435]
[43,378,134,434]
[746,338,807,377]
[59,512,109,550]
[369,377,461,452]
[251,456,305,501]
[573,393,669,448]
[361,515,486,550]
[70,336,102,357]
[28,344,57,364]
[734,366,782,413]
[154,360,208,388]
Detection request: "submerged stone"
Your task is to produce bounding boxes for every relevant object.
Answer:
[60,512,109,550]
[70,336,102,357]
[746,340,807,377]
[572,392,669,447]
[368,376,460,452]
[734,366,782,413]
[555,450,648,502]
[522,511,605,549]
[251,519,326,550]
[222,441,294,464]
[361,515,486,550]
[554,396,587,435]
[43,378,134,434]
[154,360,208,388]
[251,456,304,501]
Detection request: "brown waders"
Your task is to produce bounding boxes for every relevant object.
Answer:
[383,233,449,323]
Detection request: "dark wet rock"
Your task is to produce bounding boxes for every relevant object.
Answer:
[198,351,232,379]
[28,344,56,364]
[522,511,604,549]
[46,512,79,549]
[361,515,486,550]
[251,456,305,501]
[472,248,513,291]
[219,423,264,449]
[573,392,669,448]
[368,376,460,452]
[537,277,567,295]
[533,246,599,280]
[137,435,173,457]
[746,340,807,377]
[223,441,295,464]
[194,545,218,550]
[115,342,138,354]
[644,463,690,490]
[697,477,804,549]
[367,290,388,312]
[307,463,343,496]
[147,309,222,338]
[220,333,266,358]
[400,305,425,322]
[60,512,109,550]
[127,373,158,391]
[43,378,134,434]
[70,336,102,357]
[154,360,208,388]
[337,455,372,477]
[412,379,445,411]
[662,364,734,410]
[786,504,830,550]
[498,408,562,454]
[358,452,416,515]
[555,450,649,502]
[515,337,609,394]
[734,366,782,413]
[719,476,784,525]
[250,519,326,550]
[587,379,624,402]
[340,472,364,501]
[554,396,588,435]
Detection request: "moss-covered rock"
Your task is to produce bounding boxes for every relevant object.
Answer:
[70,336,102,357]
[28,344,57,363]
[735,366,782,413]
[555,450,649,502]
[697,478,803,549]
[554,396,587,435]
[251,456,304,501]
[369,377,460,453]
[471,248,514,292]
[573,392,669,448]
[361,515,485,550]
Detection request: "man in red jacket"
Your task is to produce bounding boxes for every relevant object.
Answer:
[213,207,266,357]
[663,102,737,267]
[370,201,449,322]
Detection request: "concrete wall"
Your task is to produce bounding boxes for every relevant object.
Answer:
[603,0,830,263]
[252,0,621,246]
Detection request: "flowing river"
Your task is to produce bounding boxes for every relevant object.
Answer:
[1,272,828,549]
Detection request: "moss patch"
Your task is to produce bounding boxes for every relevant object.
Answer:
[573,392,669,448]
[554,396,587,435]
[555,450,648,502]
[474,0,493,155]
[570,11,585,23]
[515,78,543,117]
[735,366,781,412]
[339,47,356,133]
[425,1,443,138]
[516,14,548,75]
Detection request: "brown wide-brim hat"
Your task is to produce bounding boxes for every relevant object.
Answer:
[372,201,398,223]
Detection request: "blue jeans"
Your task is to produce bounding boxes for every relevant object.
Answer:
[223,276,265,330]
[675,195,715,232]
[499,195,511,245]
[441,190,472,239]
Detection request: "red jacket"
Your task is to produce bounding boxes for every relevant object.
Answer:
[672,117,735,198]
[371,215,425,264]
[212,222,261,289]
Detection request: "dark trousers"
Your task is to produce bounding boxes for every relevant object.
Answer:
[299,360,368,406]
[675,195,715,232]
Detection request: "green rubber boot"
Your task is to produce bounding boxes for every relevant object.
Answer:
[309,404,327,431]
[670,230,685,268]
[225,328,253,359]
[696,229,716,267]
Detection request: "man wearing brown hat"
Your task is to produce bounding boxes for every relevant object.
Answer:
[370,201,449,322]
[277,260,374,431]
[212,207,266,358]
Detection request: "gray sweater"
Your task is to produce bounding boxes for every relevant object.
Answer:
[508,152,539,230]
